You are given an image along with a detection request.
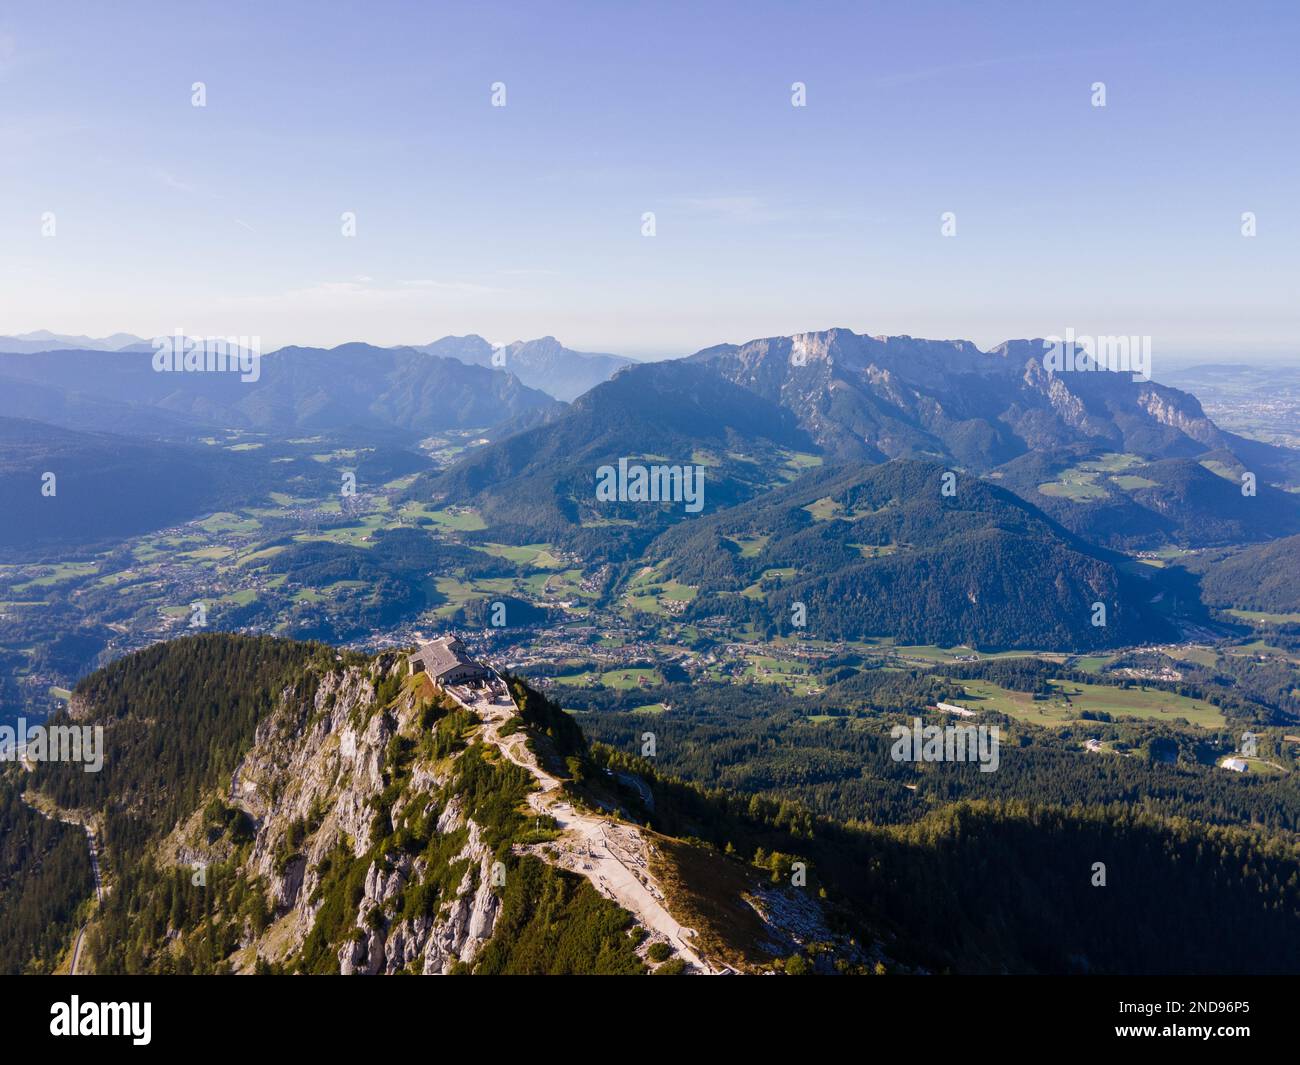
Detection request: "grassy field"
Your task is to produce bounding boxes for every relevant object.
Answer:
[803,497,844,521]
[1161,645,1221,668]
[742,655,819,694]
[777,451,824,480]
[553,667,665,691]
[477,542,564,567]
[1037,476,1107,501]
[198,512,263,535]
[1112,474,1158,490]
[1228,609,1300,625]
[1036,453,1145,502]
[622,564,698,615]
[1200,458,1242,482]
[523,568,592,601]
[727,534,770,558]
[1072,655,1114,674]
[630,702,669,715]
[13,562,99,593]
[427,575,516,618]
[739,568,796,599]
[953,678,1225,728]
[422,506,487,531]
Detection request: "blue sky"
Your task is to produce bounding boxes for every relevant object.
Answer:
[0,0,1296,360]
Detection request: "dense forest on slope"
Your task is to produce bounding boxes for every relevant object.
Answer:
[0,776,94,973]
[1188,534,1300,613]
[645,459,1180,650]
[410,360,817,559]
[572,674,1300,835]
[590,746,1300,974]
[0,344,561,437]
[18,635,648,975]
[30,634,326,869]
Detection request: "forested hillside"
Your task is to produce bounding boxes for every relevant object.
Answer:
[1193,534,1300,613]
[647,459,1180,650]
[8,633,1300,975]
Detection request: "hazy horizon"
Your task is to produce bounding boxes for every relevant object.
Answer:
[3,325,1297,376]
[1,0,1297,361]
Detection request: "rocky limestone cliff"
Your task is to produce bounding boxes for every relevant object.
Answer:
[165,654,509,974]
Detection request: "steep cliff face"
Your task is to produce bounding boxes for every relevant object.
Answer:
[160,654,517,974]
[687,329,1230,468]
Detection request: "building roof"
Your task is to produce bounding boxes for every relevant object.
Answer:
[411,636,481,678]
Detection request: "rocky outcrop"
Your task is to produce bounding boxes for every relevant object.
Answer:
[339,800,501,975]
[162,655,507,973]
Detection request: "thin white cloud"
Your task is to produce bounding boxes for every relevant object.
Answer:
[151,169,198,194]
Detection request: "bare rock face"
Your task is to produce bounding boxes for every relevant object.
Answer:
[210,656,505,973]
[422,823,501,974]
[687,328,1230,469]
[332,817,503,976]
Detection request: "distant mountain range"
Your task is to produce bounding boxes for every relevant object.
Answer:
[409,335,634,402]
[4,325,1297,647]
[0,343,562,438]
[689,330,1231,466]
[0,331,634,405]
[423,327,1300,548]
[392,326,1300,649]
[0,331,152,354]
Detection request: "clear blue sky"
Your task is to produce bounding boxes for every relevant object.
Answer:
[1,0,1296,361]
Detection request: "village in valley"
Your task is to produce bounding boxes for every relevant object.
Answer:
[2,427,1295,784]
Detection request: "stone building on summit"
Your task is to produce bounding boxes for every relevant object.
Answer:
[408,635,492,688]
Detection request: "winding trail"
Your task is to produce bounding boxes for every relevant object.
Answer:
[446,678,713,973]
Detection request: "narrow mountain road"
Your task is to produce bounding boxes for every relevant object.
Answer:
[447,680,714,973]
[19,793,102,974]
[69,926,87,975]
[68,825,102,975]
